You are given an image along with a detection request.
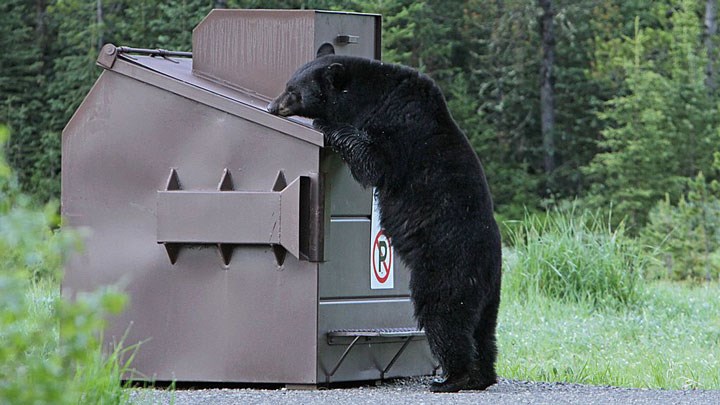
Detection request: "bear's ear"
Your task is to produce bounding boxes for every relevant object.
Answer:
[323,63,349,90]
[316,43,335,58]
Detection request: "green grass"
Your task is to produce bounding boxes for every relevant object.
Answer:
[503,208,646,310]
[498,257,720,389]
[498,208,720,389]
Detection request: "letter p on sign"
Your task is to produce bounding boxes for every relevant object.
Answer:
[370,191,394,289]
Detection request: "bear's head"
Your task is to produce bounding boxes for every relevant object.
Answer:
[267,44,355,122]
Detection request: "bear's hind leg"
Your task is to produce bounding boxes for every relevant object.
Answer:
[468,298,500,390]
[419,309,477,393]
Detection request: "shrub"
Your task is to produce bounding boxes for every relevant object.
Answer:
[641,170,720,281]
[0,126,132,404]
[504,205,647,310]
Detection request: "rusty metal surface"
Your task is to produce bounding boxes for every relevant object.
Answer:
[192,9,380,99]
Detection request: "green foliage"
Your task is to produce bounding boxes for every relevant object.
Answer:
[0,0,50,201]
[0,126,77,281]
[455,0,630,214]
[585,1,720,229]
[641,169,720,281]
[505,206,647,309]
[3,0,720,226]
[445,69,541,220]
[0,126,133,404]
[114,0,214,51]
[458,0,543,215]
[499,196,720,388]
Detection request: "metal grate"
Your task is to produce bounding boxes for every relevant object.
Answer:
[328,327,424,338]
[325,328,426,383]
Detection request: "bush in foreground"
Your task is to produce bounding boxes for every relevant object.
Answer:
[0,126,132,404]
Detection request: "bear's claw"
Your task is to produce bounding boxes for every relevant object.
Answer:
[429,374,470,393]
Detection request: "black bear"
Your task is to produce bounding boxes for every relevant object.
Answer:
[268,46,502,393]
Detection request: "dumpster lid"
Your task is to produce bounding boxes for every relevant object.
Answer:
[97,44,323,148]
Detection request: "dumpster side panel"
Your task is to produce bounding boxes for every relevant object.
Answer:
[318,152,412,298]
[320,218,413,299]
[62,71,320,384]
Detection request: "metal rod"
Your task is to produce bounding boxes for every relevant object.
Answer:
[381,337,414,380]
[327,335,361,380]
[116,46,192,58]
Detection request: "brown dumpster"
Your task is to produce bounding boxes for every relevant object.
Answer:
[62,9,435,387]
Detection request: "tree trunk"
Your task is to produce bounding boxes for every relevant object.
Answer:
[96,0,104,52]
[538,0,556,174]
[494,0,505,105]
[705,0,717,92]
[215,0,228,8]
[35,0,50,72]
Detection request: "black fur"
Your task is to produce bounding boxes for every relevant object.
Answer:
[269,54,502,392]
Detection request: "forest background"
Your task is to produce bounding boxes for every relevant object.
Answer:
[2,0,720,280]
[2,1,720,400]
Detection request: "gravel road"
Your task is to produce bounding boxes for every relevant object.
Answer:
[129,377,720,404]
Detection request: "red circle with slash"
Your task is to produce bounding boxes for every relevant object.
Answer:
[372,230,392,283]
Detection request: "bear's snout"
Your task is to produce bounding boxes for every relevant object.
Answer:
[267,100,280,115]
[267,93,293,117]
[268,91,304,117]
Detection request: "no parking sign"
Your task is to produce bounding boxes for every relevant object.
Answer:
[370,191,394,289]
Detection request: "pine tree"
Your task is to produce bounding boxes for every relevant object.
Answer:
[0,0,48,198]
[585,1,720,229]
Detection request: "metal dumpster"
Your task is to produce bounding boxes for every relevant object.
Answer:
[61,9,435,387]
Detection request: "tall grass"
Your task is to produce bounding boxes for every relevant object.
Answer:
[504,208,647,310]
[498,207,720,389]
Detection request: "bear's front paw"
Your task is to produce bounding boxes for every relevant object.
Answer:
[312,119,331,133]
[313,119,338,146]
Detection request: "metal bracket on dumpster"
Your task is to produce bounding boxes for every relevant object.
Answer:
[325,328,427,383]
[156,168,311,267]
[97,43,193,70]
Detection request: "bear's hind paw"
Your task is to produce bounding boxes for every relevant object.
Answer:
[429,374,470,393]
